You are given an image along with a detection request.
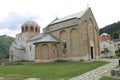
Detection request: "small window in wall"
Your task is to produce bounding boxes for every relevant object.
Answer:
[63,41,67,49]
[25,27,28,31]
[30,26,34,31]
[35,27,38,32]
[22,27,24,32]
[30,46,32,51]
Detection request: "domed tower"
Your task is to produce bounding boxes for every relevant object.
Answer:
[21,20,40,38]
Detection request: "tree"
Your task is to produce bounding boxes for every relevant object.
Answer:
[102,48,110,57]
[112,32,119,39]
[115,48,120,56]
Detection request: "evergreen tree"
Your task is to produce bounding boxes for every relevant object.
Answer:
[112,32,119,39]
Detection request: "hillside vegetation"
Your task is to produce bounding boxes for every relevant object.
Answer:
[0,35,14,58]
[99,21,120,38]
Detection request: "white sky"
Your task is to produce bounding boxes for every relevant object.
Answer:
[0,0,120,37]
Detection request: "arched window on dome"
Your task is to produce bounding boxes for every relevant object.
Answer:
[25,27,28,31]
[35,27,38,32]
[22,27,24,32]
[30,26,34,31]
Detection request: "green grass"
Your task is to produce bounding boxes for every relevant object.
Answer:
[102,56,120,59]
[99,76,120,80]
[0,61,108,80]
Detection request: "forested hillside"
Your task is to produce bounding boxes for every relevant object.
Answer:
[99,21,120,38]
[0,35,14,58]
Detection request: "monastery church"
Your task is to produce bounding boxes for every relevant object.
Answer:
[9,7,100,62]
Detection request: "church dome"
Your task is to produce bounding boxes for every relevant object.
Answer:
[21,20,40,33]
[21,20,39,27]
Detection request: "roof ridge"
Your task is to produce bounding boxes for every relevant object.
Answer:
[35,34,59,43]
[48,7,90,25]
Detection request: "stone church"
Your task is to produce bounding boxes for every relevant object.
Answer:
[9,7,100,62]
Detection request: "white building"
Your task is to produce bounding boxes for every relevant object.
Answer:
[100,41,116,57]
[9,20,43,61]
[100,33,116,57]
[9,7,101,62]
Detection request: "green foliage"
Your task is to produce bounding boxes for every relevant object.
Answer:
[0,61,108,80]
[0,35,14,59]
[101,48,110,57]
[115,48,120,56]
[99,76,119,80]
[112,32,119,39]
[99,21,120,39]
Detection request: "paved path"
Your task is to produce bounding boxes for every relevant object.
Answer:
[69,59,119,80]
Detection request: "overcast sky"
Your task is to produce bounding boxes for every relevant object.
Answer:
[0,0,120,37]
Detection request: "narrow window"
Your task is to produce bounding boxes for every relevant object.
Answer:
[30,46,32,51]
[22,27,24,32]
[63,41,67,49]
[25,26,28,31]
[35,27,38,32]
[30,26,33,31]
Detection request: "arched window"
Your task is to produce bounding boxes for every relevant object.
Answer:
[63,41,67,49]
[30,26,34,31]
[30,45,32,51]
[22,27,24,32]
[25,27,28,31]
[35,27,38,32]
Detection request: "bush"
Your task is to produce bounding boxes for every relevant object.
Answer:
[115,48,120,56]
[2,62,23,66]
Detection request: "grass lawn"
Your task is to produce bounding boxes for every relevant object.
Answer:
[102,56,120,59]
[99,76,120,80]
[0,61,108,80]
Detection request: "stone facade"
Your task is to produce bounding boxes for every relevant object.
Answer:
[34,7,100,63]
[9,7,100,62]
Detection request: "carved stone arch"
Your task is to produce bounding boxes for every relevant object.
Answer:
[82,20,87,25]
[88,18,94,41]
[82,20,88,40]
[89,18,93,25]
[70,28,79,32]
[70,28,80,57]
[59,30,68,55]
[41,44,49,60]
[82,20,88,30]
[51,44,58,59]
[59,30,67,42]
